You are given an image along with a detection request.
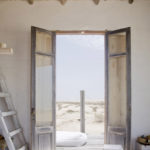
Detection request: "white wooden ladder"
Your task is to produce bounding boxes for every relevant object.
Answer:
[0,77,28,150]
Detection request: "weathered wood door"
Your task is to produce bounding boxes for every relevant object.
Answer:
[31,27,56,150]
[105,28,131,150]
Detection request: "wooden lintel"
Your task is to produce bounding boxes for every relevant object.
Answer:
[28,0,34,4]
[129,0,134,4]
[59,0,67,5]
[93,0,100,5]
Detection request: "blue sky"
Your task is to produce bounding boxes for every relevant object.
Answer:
[56,35,104,101]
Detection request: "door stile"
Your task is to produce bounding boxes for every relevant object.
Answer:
[105,31,109,144]
[52,32,56,150]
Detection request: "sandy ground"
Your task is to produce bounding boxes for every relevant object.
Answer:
[56,101,104,136]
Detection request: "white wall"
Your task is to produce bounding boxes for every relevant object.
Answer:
[0,0,150,149]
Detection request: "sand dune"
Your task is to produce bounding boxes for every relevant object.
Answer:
[56,101,104,135]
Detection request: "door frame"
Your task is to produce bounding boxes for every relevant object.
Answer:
[105,27,131,150]
[55,30,106,136]
[31,28,131,149]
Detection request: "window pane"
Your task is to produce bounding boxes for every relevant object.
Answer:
[36,54,53,126]
[108,32,126,54]
[108,56,127,127]
[36,31,52,55]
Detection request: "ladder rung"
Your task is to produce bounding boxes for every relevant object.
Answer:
[0,92,9,97]
[2,111,16,117]
[9,128,22,137]
[18,145,26,150]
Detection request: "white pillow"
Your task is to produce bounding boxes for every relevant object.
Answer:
[56,131,87,147]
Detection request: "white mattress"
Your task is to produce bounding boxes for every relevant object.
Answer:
[56,131,87,147]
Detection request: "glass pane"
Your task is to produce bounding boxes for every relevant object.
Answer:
[108,56,127,127]
[35,54,53,126]
[108,32,126,54]
[36,31,52,54]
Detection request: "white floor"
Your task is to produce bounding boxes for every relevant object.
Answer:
[56,135,104,150]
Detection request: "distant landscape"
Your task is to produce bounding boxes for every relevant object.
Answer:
[56,35,105,136]
[56,100,104,135]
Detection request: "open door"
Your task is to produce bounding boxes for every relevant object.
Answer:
[31,27,56,150]
[105,28,131,150]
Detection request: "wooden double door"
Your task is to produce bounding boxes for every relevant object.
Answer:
[31,27,131,150]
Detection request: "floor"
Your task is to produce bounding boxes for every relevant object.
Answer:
[56,135,104,150]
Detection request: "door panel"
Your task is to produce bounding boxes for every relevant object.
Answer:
[108,32,126,54]
[105,28,131,150]
[31,26,56,150]
[109,56,127,127]
[38,134,52,150]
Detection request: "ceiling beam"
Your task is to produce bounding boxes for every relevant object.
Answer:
[129,0,134,4]
[59,0,67,5]
[93,0,100,5]
[28,0,34,4]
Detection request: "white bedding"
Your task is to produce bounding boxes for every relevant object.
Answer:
[56,131,87,147]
